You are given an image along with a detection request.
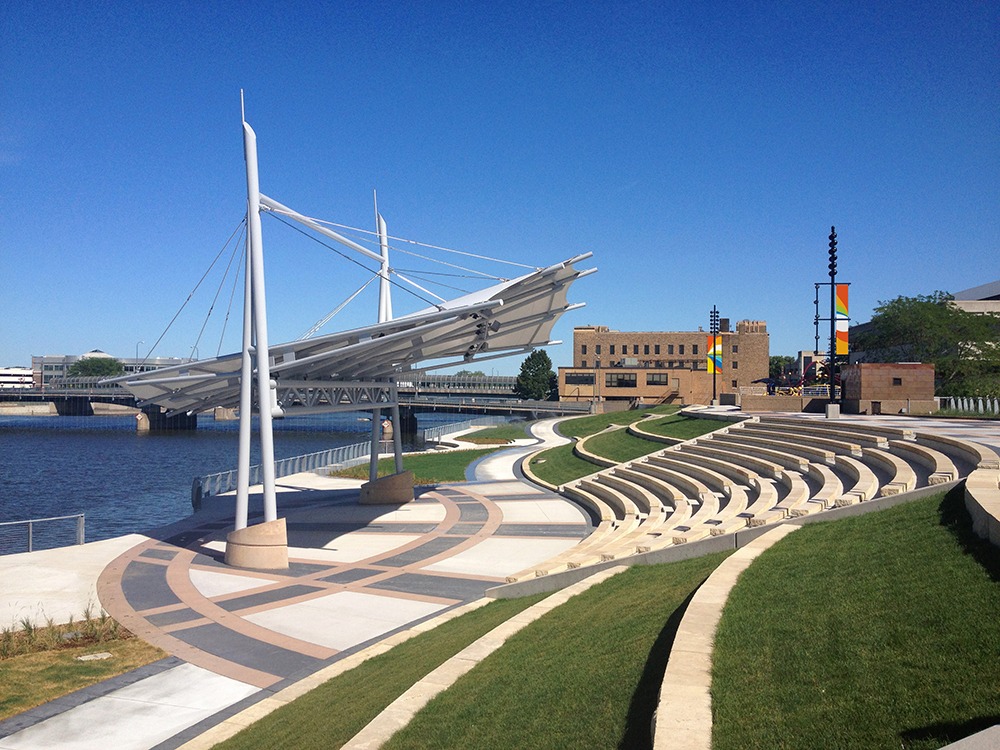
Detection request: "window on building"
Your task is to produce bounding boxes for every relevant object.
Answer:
[581,344,587,355]
[732,361,739,369]
[732,345,739,353]
[654,344,660,355]
[610,344,616,355]
[732,380,738,388]
[679,344,685,355]
[580,360,587,368]
[643,344,649,355]
[647,373,670,385]
[605,372,637,388]
[566,372,595,385]
[595,345,602,355]
[892,377,903,386]
[633,344,639,355]
[668,344,674,355]
[692,344,699,355]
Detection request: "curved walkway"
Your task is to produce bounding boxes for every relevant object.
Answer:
[0,420,583,750]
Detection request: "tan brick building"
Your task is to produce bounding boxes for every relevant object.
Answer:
[840,362,936,415]
[558,320,769,406]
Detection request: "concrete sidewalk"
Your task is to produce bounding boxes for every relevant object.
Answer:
[0,419,581,750]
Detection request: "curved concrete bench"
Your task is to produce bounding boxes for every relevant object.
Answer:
[685,441,785,481]
[613,465,684,508]
[572,430,621,469]
[743,477,784,527]
[965,465,1000,545]
[804,462,844,509]
[720,428,836,466]
[773,470,814,517]
[626,417,685,446]
[652,523,800,750]
[632,460,714,507]
[862,447,918,495]
[833,454,881,503]
[888,439,958,485]
[579,476,640,527]
[916,432,1000,471]
[739,423,864,457]
[763,415,915,442]
[756,417,890,449]
[705,434,811,474]
[671,489,721,545]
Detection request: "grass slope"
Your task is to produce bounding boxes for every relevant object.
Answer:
[712,487,1000,750]
[384,553,729,750]
[216,595,546,750]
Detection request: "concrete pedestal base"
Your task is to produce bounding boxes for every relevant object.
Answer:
[360,470,415,505]
[825,403,841,419]
[224,518,288,570]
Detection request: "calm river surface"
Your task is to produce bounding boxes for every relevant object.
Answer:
[0,412,457,551]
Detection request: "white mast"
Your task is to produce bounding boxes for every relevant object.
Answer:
[241,99,278,524]
[375,190,392,323]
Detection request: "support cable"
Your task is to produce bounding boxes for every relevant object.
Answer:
[141,217,247,364]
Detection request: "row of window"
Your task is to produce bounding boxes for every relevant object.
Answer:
[566,367,741,388]
[580,343,741,357]
[578,360,736,371]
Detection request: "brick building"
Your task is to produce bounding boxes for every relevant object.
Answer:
[558,320,769,406]
[840,362,936,415]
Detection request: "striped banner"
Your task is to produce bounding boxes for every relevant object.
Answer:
[836,284,849,355]
[707,335,722,373]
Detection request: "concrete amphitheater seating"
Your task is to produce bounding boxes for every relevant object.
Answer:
[510,411,1000,583]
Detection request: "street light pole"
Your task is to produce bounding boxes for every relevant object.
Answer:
[710,306,719,404]
[135,340,144,372]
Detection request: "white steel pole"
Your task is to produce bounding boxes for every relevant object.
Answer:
[234,225,253,530]
[375,191,392,323]
[243,116,278,523]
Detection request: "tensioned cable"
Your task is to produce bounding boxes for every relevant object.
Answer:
[299,274,379,340]
[264,208,535,270]
[189,222,245,359]
[141,217,248,364]
[216,225,247,356]
[265,212,442,308]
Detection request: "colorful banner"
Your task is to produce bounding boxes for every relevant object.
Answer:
[707,335,722,373]
[836,284,849,355]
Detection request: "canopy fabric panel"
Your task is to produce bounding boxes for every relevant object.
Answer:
[115,253,593,414]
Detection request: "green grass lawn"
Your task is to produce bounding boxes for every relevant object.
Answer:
[712,487,1000,750]
[527,407,716,487]
[332,448,502,484]
[459,423,532,443]
[383,553,730,750]
[557,405,676,439]
[215,595,546,750]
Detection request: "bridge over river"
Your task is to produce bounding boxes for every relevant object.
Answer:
[0,374,591,427]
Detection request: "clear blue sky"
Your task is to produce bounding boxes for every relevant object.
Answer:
[2,1,997,374]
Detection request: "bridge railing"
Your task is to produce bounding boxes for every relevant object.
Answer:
[0,513,85,555]
[191,415,516,509]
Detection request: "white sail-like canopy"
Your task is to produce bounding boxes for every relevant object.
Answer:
[115,252,593,415]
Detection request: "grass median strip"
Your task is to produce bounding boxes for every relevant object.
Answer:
[214,594,546,750]
[383,552,729,750]
[712,487,1000,750]
[332,448,503,484]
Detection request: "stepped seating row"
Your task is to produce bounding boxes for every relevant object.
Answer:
[507,413,1000,582]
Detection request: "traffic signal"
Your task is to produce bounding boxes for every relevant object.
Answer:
[828,226,837,277]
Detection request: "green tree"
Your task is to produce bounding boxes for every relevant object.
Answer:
[454,369,486,377]
[852,291,1000,395]
[769,355,795,382]
[67,356,124,378]
[514,350,557,401]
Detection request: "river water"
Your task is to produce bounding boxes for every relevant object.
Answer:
[0,411,457,552]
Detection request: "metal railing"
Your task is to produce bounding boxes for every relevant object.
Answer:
[939,396,1000,416]
[0,514,85,555]
[191,415,514,508]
